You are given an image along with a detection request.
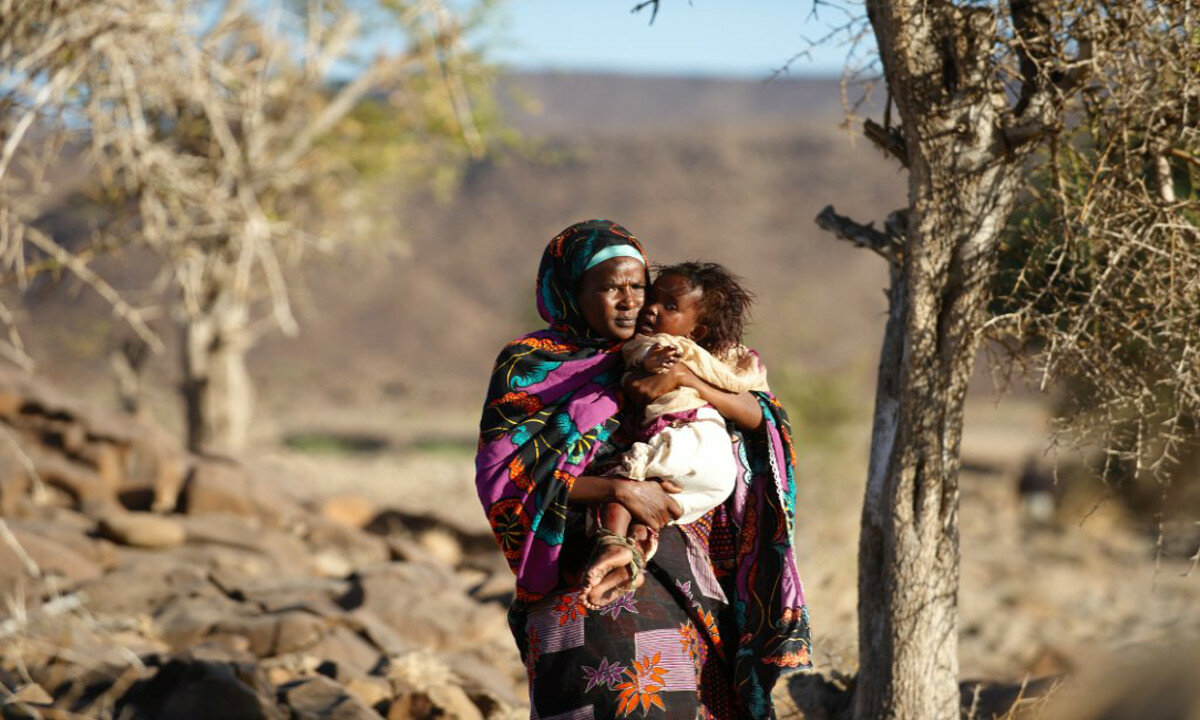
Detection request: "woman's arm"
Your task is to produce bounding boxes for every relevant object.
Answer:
[625,364,765,431]
[568,475,683,530]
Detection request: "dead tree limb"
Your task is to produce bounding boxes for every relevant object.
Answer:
[815,204,902,266]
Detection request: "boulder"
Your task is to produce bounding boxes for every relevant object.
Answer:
[178,514,311,573]
[303,518,390,578]
[214,611,329,658]
[415,528,463,568]
[343,677,391,711]
[76,560,211,618]
[319,495,376,530]
[278,675,379,720]
[180,461,302,528]
[114,656,284,720]
[299,626,383,681]
[98,512,186,549]
[153,594,250,652]
[340,563,509,654]
[11,514,120,571]
[386,652,484,720]
[0,527,102,589]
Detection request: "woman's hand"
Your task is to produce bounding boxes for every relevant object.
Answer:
[614,478,683,531]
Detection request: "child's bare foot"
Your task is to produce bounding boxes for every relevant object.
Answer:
[585,564,644,608]
[581,542,633,609]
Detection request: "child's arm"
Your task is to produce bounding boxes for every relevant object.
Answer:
[626,364,764,431]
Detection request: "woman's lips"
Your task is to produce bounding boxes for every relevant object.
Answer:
[614,315,638,327]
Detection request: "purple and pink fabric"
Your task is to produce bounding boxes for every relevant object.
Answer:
[476,220,811,719]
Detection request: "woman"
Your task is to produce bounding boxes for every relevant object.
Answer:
[476,220,810,719]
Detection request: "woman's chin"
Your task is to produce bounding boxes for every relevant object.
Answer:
[610,324,637,340]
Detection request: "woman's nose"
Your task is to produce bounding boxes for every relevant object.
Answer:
[616,288,636,308]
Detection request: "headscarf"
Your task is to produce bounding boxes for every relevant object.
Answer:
[476,220,648,602]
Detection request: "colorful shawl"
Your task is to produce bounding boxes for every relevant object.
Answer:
[475,220,812,718]
[476,220,648,602]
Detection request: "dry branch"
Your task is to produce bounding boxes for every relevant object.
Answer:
[815,204,901,265]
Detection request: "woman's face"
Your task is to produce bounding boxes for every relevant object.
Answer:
[577,257,646,340]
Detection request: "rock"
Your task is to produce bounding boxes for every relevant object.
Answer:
[303,518,389,577]
[0,527,102,589]
[98,512,185,549]
[319,496,376,530]
[9,684,51,706]
[214,611,329,658]
[180,460,256,518]
[209,568,349,617]
[385,654,484,720]
[340,563,509,654]
[114,656,284,720]
[21,445,112,510]
[180,461,303,528]
[343,677,391,710]
[300,626,383,681]
[153,594,249,652]
[77,560,210,617]
[12,514,120,571]
[178,514,310,573]
[416,528,463,567]
[278,675,379,720]
[344,610,414,656]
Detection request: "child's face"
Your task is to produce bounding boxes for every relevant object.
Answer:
[636,273,706,341]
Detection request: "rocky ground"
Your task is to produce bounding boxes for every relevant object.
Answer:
[3,364,1200,719]
[0,368,524,719]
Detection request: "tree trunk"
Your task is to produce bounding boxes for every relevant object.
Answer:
[181,288,252,456]
[853,2,1028,718]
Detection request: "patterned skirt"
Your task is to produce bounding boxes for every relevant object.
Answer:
[516,527,742,720]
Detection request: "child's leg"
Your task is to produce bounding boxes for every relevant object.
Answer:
[581,502,637,609]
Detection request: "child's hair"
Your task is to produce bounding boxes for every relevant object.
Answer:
[654,261,754,354]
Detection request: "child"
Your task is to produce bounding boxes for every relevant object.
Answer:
[581,261,768,609]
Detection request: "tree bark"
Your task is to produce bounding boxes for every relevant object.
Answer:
[180,285,252,456]
[852,2,1028,718]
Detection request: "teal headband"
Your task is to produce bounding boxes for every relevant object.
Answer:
[583,244,645,273]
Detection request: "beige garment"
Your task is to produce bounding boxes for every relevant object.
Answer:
[616,405,738,524]
[622,333,770,421]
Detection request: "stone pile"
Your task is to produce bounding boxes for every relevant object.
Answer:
[0,369,524,719]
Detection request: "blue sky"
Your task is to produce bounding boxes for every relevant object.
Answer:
[481,1,861,78]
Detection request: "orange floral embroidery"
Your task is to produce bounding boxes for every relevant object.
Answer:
[553,469,576,492]
[489,390,544,414]
[614,653,668,716]
[487,498,529,561]
[678,622,700,666]
[508,456,535,493]
[697,609,721,647]
[507,336,579,354]
[763,646,810,667]
[553,592,587,626]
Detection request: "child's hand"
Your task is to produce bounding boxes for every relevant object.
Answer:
[644,344,681,374]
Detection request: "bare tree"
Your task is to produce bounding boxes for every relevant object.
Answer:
[1,0,490,454]
[631,1,1199,718]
